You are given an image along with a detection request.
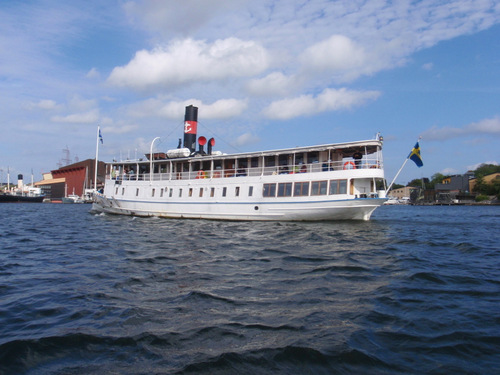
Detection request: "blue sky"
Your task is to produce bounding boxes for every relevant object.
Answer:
[1,0,499,185]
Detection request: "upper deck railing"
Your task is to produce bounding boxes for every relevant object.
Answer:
[109,157,383,182]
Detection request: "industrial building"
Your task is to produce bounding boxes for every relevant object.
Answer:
[35,159,105,201]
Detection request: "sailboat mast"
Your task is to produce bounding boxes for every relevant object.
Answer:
[94,126,100,191]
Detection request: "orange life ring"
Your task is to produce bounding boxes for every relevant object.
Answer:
[343,161,356,170]
[196,170,206,179]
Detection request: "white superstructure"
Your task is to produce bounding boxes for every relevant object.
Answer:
[92,106,387,221]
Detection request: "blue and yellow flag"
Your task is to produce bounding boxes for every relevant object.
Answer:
[408,142,423,167]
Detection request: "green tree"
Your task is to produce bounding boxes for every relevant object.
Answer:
[407,179,421,187]
[473,175,486,194]
[474,164,500,178]
[427,173,447,189]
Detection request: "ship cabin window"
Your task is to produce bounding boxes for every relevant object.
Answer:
[210,187,215,197]
[115,187,119,195]
[224,160,235,177]
[179,188,182,197]
[263,183,276,197]
[295,153,305,166]
[307,151,319,164]
[173,162,181,174]
[199,188,203,197]
[139,164,149,175]
[251,157,259,168]
[136,188,139,197]
[183,163,189,178]
[294,181,310,196]
[279,154,290,167]
[122,188,125,195]
[236,159,247,176]
[191,161,201,173]
[248,186,254,197]
[222,187,227,197]
[151,188,155,197]
[213,160,223,176]
[189,188,193,197]
[193,160,210,173]
[311,181,328,195]
[330,179,347,195]
[235,186,240,197]
[265,155,276,167]
[277,182,293,197]
[160,188,164,197]
[169,188,173,197]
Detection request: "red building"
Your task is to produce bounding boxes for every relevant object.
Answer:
[36,159,105,200]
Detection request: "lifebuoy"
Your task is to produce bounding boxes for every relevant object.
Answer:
[196,170,206,179]
[343,161,356,170]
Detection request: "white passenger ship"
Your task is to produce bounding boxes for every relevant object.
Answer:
[92,105,387,221]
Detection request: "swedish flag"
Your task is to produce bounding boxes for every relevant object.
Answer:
[408,142,423,167]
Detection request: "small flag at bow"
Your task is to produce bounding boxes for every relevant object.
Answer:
[99,128,104,144]
[408,142,423,167]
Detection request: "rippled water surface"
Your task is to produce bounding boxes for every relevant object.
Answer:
[1,204,499,374]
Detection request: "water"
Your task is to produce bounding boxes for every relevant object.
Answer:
[0,204,499,374]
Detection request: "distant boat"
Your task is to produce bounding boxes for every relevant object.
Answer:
[383,197,410,205]
[92,105,388,221]
[62,194,85,204]
[0,173,44,203]
[0,192,44,203]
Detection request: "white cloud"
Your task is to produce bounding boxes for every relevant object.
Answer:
[422,62,433,70]
[51,109,100,124]
[299,35,367,82]
[123,0,246,36]
[107,38,270,90]
[422,116,500,141]
[33,99,58,110]
[246,72,297,96]
[441,167,459,175]
[68,96,98,112]
[262,88,381,120]
[86,68,100,79]
[160,98,248,119]
[233,132,260,147]
[102,124,138,134]
[466,161,498,171]
[128,98,248,120]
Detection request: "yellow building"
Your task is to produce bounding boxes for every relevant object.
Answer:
[469,173,500,192]
[388,186,418,199]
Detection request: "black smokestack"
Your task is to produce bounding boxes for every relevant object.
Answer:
[183,105,198,153]
[198,136,206,155]
[208,138,215,155]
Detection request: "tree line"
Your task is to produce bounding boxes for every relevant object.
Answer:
[392,163,500,199]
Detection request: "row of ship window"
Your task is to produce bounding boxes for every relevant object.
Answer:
[114,179,348,199]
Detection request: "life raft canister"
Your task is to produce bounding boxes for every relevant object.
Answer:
[343,161,356,170]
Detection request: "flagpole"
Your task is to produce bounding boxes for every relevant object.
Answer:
[386,158,409,194]
[385,137,422,195]
[94,125,100,192]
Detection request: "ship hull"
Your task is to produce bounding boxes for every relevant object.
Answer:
[91,195,386,221]
[0,194,44,203]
